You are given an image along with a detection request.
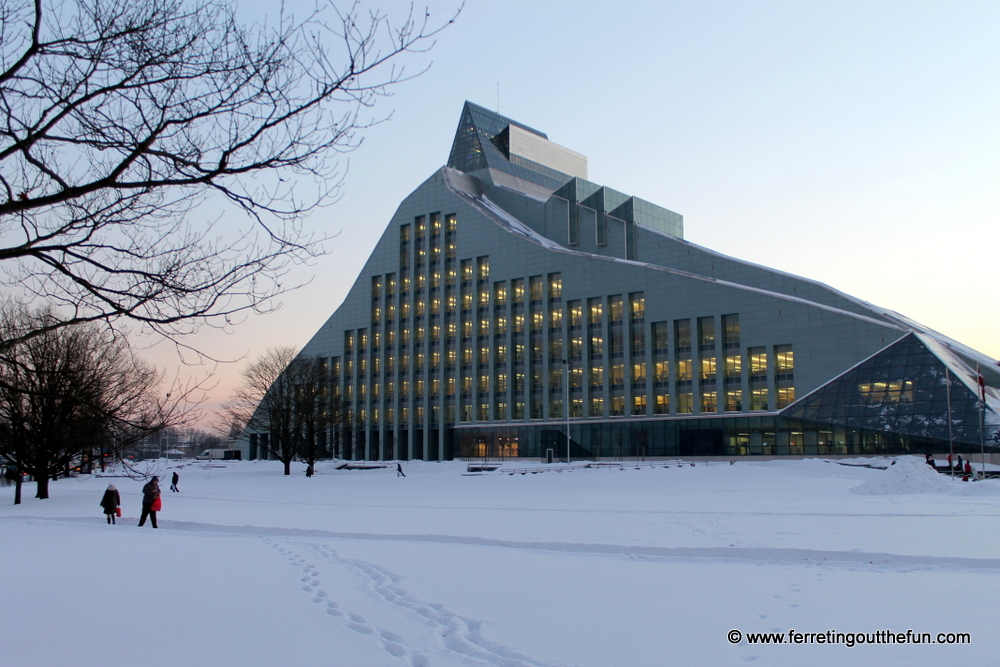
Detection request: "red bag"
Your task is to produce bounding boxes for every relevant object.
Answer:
[151,497,162,512]
[116,508,122,517]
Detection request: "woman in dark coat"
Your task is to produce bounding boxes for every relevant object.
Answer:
[100,484,121,524]
[138,476,161,528]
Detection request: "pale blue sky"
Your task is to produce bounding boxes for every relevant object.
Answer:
[160,0,1000,419]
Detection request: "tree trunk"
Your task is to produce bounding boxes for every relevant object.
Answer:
[35,473,49,499]
[283,459,291,476]
[14,474,22,505]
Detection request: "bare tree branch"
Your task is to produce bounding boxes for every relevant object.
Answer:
[0,0,460,351]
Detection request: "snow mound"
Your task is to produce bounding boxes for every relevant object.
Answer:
[851,457,952,495]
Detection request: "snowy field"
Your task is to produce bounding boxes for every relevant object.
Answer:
[2,456,998,667]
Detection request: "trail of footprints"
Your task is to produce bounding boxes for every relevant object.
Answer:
[260,537,560,667]
[261,537,421,664]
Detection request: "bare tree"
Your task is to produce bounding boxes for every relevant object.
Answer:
[0,0,457,351]
[0,305,190,502]
[222,346,300,475]
[222,347,347,475]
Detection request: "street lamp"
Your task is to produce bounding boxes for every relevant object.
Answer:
[562,358,570,464]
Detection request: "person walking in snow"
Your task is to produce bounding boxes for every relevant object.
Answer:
[100,484,121,524]
[396,463,406,477]
[963,460,973,482]
[170,471,179,492]
[138,476,161,528]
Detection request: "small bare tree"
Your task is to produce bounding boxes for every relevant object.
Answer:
[0,0,457,351]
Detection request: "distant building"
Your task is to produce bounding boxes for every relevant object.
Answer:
[247,102,1000,460]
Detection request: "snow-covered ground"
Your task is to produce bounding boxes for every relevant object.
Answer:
[2,456,998,667]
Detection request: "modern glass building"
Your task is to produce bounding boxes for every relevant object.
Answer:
[246,102,1000,460]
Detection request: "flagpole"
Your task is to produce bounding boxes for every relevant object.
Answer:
[977,365,986,481]
[946,368,954,479]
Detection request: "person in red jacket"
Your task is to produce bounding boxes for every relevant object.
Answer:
[100,484,120,524]
[138,476,161,528]
[963,460,973,482]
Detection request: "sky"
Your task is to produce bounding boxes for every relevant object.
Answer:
[145,0,1000,427]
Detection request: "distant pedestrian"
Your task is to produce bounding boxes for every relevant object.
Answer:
[396,463,406,477]
[100,484,121,525]
[957,455,964,472]
[138,476,161,528]
[947,452,953,471]
[963,460,973,482]
[170,471,179,492]
[925,452,935,468]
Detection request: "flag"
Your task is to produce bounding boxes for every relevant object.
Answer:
[977,365,986,403]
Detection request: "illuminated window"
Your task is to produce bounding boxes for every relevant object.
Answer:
[725,354,742,378]
[478,288,490,307]
[550,309,563,328]
[462,292,473,310]
[495,316,507,335]
[478,346,489,363]
[632,395,646,415]
[775,345,794,375]
[655,360,669,382]
[858,381,913,405]
[462,347,473,365]
[677,359,692,381]
[751,387,768,411]
[726,389,743,412]
[701,390,717,413]
[446,213,457,232]
[568,301,582,326]
[611,363,624,385]
[633,362,646,383]
[446,294,457,312]
[588,298,603,325]
[477,257,489,281]
[590,333,604,356]
[590,396,604,416]
[569,334,583,357]
[655,392,669,414]
[478,318,490,336]
[462,320,473,338]
[461,259,473,282]
[513,313,525,332]
[700,357,717,381]
[496,374,508,392]
[496,344,507,363]
[590,365,604,385]
[629,293,645,321]
[532,311,544,330]
[677,392,694,413]
[494,282,508,305]
[749,347,768,377]
[512,278,525,303]
[548,273,562,299]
